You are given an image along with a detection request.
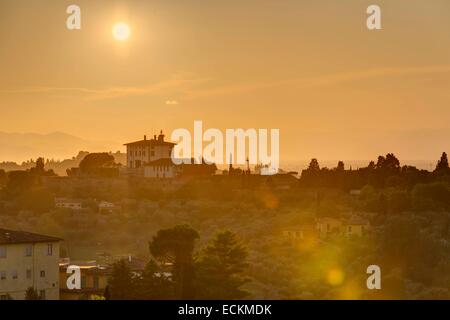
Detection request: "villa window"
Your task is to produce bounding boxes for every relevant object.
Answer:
[25,244,32,257]
[47,244,53,256]
[0,271,6,280]
[12,270,18,279]
[26,269,32,279]
[40,270,46,278]
[0,246,6,258]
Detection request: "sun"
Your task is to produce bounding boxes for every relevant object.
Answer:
[112,23,130,41]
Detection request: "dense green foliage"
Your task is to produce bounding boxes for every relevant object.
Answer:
[107,228,249,300]
[1,152,450,299]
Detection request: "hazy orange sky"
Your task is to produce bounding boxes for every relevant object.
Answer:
[1,0,450,162]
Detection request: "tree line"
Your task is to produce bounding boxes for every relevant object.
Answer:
[299,152,450,190]
[106,225,249,300]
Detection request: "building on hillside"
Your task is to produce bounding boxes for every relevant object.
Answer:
[144,158,178,179]
[124,131,176,171]
[59,259,109,300]
[178,159,218,178]
[283,225,318,245]
[349,189,362,197]
[55,198,83,211]
[343,216,370,237]
[97,201,121,214]
[144,158,218,179]
[316,216,370,238]
[0,228,61,300]
[316,217,343,238]
[125,132,218,179]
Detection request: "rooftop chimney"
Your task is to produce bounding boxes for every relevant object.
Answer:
[144,135,147,141]
[158,130,165,142]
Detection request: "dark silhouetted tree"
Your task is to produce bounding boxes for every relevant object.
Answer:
[336,161,345,171]
[5,171,36,197]
[29,157,56,177]
[435,152,449,172]
[195,231,249,299]
[307,158,320,172]
[79,153,116,172]
[135,260,175,299]
[108,259,134,300]
[149,225,199,299]
[377,153,400,171]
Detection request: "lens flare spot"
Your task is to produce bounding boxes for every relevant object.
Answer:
[327,268,345,286]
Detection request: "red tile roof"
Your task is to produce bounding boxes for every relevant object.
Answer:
[0,228,62,245]
[124,139,176,147]
[145,158,176,166]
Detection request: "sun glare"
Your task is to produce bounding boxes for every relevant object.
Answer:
[112,23,130,41]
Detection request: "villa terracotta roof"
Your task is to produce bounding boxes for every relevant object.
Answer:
[124,139,176,147]
[145,158,176,166]
[0,228,62,245]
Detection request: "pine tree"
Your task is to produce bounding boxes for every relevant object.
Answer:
[195,231,249,300]
[307,158,320,172]
[135,260,174,299]
[108,259,134,300]
[149,225,199,299]
[435,152,449,172]
[336,161,345,171]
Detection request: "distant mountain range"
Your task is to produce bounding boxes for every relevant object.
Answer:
[0,131,123,163]
[0,129,447,171]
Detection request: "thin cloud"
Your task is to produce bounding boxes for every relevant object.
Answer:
[0,74,209,101]
[183,65,450,100]
[1,65,450,101]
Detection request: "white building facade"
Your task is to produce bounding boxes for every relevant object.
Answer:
[143,158,178,179]
[124,131,176,177]
[0,229,61,300]
[125,131,175,168]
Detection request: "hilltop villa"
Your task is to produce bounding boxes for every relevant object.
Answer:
[124,131,216,178]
